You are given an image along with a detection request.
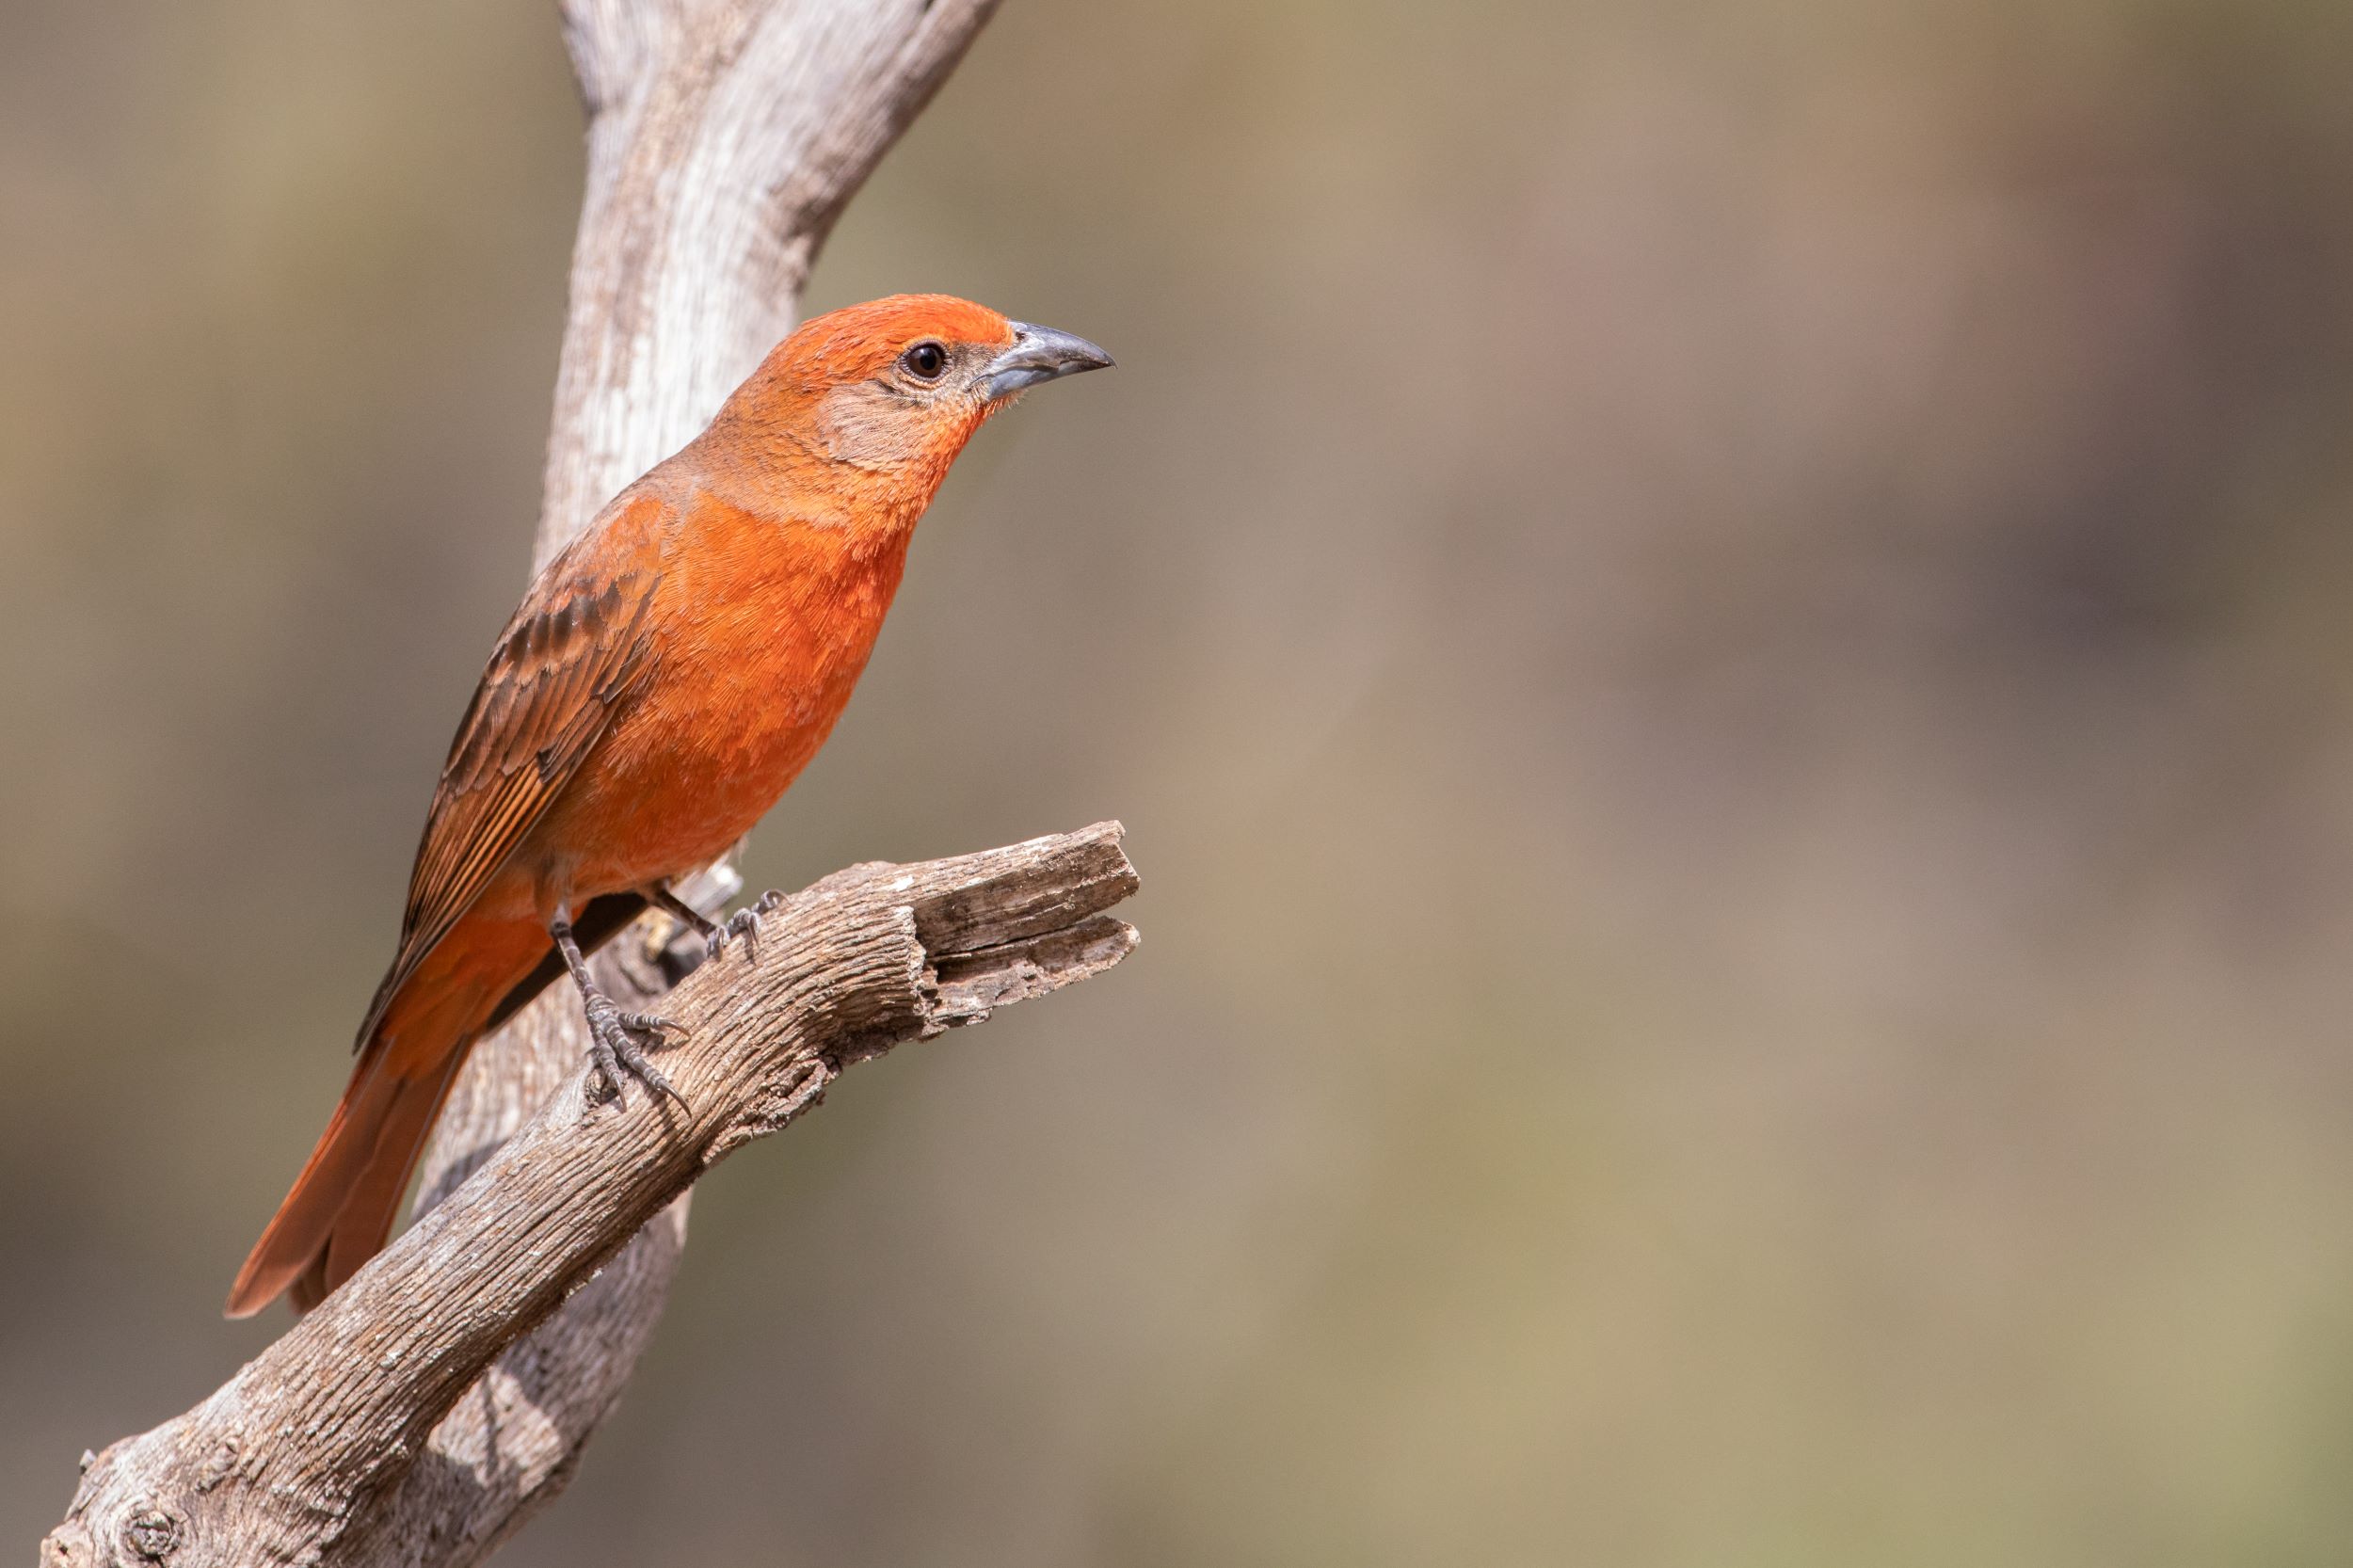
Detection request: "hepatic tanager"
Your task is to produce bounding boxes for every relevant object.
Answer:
[228,295,1112,1318]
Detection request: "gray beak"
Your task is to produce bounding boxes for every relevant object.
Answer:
[976,321,1115,400]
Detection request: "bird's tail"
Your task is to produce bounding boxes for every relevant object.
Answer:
[225,913,548,1319]
[223,1043,469,1317]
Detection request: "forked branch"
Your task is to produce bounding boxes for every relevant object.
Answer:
[42,3,1044,1553]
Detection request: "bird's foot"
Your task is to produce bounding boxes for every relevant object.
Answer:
[705,889,786,963]
[581,990,689,1112]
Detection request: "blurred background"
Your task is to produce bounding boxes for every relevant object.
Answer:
[7,0,2353,1561]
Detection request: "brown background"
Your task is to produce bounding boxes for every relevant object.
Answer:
[6,1,2353,1561]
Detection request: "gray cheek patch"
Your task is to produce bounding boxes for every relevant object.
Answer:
[813,381,929,470]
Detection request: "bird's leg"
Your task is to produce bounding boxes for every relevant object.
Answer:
[702,887,788,964]
[649,885,720,946]
[551,908,689,1112]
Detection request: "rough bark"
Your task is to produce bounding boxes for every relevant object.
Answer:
[44,825,1139,1567]
[42,1,1048,1562]
[419,0,998,1546]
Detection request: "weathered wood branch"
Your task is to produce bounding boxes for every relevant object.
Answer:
[406,0,1001,1550]
[44,825,1139,1567]
[401,0,1009,1543]
[44,0,1035,1561]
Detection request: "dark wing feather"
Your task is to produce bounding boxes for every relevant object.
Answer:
[354,564,663,1048]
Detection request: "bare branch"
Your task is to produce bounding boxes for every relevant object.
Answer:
[45,1,1028,1561]
[408,0,1000,1550]
[44,826,1139,1568]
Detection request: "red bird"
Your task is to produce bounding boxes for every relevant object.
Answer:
[228,295,1112,1318]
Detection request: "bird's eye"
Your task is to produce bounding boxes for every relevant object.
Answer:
[901,341,949,381]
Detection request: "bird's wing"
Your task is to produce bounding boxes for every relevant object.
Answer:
[356,536,664,1048]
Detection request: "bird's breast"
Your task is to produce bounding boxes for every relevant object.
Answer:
[545,510,913,896]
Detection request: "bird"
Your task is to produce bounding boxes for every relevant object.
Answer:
[226,295,1112,1319]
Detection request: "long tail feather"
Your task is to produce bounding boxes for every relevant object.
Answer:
[225,1050,464,1317]
[226,911,550,1319]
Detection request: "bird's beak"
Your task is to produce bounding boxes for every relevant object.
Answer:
[976,322,1115,401]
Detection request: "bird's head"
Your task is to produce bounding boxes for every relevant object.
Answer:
[708,294,1112,527]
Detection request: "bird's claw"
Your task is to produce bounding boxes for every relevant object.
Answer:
[581,994,689,1112]
[705,889,786,963]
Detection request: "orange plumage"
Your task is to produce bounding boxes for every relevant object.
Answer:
[228,295,1111,1317]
